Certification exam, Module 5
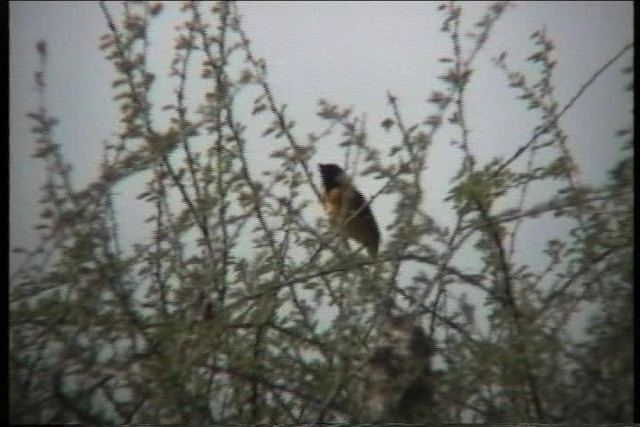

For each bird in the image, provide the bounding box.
[318,163,380,257]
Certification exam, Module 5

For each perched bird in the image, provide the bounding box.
[318,163,380,257]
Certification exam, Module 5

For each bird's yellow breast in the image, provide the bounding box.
[321,186,379,256]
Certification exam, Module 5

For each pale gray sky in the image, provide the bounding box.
[10,1,633,298]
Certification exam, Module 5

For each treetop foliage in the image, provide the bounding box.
[10,1,633,424]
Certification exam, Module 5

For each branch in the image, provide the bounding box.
[496,42,633,176]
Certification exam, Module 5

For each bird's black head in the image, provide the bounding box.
[318,163,345,191]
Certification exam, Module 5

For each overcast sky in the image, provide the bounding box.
[10,0,633,307]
